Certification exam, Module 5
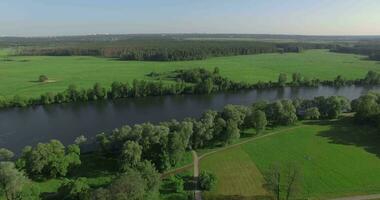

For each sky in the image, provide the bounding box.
[1,0,380,36]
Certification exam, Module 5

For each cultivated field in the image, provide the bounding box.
[0,50,379,98]
[201,119,380,199]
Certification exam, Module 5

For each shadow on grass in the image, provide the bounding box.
[306,118,380,158]
[69,152,118,179]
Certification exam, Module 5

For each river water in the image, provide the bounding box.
[1,85,379,153]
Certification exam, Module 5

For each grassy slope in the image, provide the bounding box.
[0,50,379,98]
[201,120,380,199]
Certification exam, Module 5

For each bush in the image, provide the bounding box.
[57,178,90,200]
[38,75,48,82]
[199,171,217,191]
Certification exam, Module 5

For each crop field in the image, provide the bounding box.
[201,119,380,199]
[0,50,379,98]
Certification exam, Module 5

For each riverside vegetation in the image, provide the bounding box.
[3,90,380,199]
[1,67,380,109]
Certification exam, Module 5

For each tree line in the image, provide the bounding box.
[16,40,331,61]
[1,68,380,109]
[331,43,380,61]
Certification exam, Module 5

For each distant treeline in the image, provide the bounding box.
[16,40,332,61]
[1,68,380,109]
[331,42,380,61]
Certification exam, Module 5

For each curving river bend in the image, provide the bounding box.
[1,85,380,153]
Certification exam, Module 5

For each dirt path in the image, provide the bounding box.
[192,150,202,200]
[330,194,380,200]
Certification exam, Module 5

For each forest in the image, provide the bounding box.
[332,42,380,61]
[12,37,332,61]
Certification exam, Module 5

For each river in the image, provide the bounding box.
[1,85,379,153]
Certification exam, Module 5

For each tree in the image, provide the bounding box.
[291,73,302,85]
[17,140,81,178]
[0,162,27,200]
[264,164,281,200]
[135,161,161,197]
[304,107,320,120]
[74,135,87,145]
[279,100,298,125]
[352,93,380,123]
[222,105,248,127]
[252,110,268,133]
[109,170,147,200]
[223,120,240,144]
[0,149,14,161]
[92,82,107,100]
[198,171,217,191]
[264,163,302,200]
[170,175,184,193]
[278,73,287,87]
[38,75,48,82]
[120,141,142,170]
[57,178,90,200]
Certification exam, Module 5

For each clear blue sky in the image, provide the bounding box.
[1,0,380,36]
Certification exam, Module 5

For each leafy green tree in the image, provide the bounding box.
[66,84,81,102]
[304,107,320,120]
[364,70,380,84]
[57,178,90,200]
[278,73,287,87]
[17,140,81,178]
[222,105,248,127]
[252,110,268,133]
[198,171,217,191]
[291,73,302,85]
[223,120,240,144]
[93,82,107,99]
[280,100,298,125]
[110,81,123,99]
[120,141,142,171]
[0,162,27,200]
[109,170,147,200]
[266,100,297,125]
[0,149,14,161]
[352,93,380,123]
[136,161,161,197]
[170,175,184,193]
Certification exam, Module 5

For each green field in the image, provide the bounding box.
[0,50,379,98]
[201,119,380,199]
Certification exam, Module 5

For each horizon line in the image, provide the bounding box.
[1,33,380,38]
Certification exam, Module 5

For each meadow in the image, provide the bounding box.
[0,49,379,98]
[201,119,380,199]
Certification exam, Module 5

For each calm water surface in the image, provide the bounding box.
[1,85,379,153]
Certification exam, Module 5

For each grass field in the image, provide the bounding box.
[0,50,379,98]
[201,119,380,199]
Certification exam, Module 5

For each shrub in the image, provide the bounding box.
[38,75,48,82]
